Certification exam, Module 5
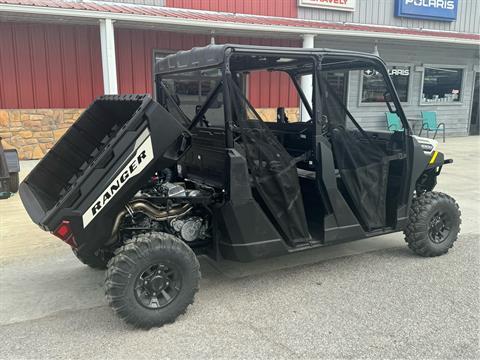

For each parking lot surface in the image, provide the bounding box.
[0,137,479,359]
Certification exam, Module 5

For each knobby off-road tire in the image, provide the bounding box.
[9,172,19,193]
[105,232,200,329]
[72,248,109,270]
[404,191,461,257]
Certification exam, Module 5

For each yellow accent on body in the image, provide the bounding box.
[429,151,439,165]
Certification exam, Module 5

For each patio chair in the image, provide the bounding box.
[386,112,403,131]
[419,111,445,142]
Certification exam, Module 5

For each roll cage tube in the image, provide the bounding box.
[368,60,411,135]
[373,59,412,212]
[188,81,223,131]
[313,55,411,135]
[223,50,234,148]
[223,51,317,125]
[157,72,224,131]
[288,72,314,120]
[157,80,191,127]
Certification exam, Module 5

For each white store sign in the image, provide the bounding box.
[298,0,356,12]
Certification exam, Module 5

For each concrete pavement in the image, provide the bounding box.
[0,136,478,359]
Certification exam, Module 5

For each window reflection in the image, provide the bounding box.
[422,67,463,103]
[362,66,410,103]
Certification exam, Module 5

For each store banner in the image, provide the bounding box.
[298,0,356,12]
[394,0,458,21]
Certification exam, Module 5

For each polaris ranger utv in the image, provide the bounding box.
[19,45,460,328]
[0,137,20,199]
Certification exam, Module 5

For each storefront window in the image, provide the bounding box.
[422,67,463,103]
[361,66,410,103]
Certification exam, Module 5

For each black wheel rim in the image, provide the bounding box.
[134,263,182,309]
[428,210,452,244]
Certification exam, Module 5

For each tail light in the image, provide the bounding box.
[53,220,78,248]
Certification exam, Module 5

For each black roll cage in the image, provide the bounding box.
[155,46,412,140]
[154,45,416,239]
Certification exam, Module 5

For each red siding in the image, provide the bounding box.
[115,29,300,108]
[0,22,103,109]
[115,29,212,95]
[245,37,300,108]
[166,0,297,18]
[0,22,299,109]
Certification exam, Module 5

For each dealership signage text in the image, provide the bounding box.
[394,0,458,21]
[298,0,356,12]
[82,132,154,227]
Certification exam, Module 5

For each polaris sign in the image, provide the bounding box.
[394,0,458,21]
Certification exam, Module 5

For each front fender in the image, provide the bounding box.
[426,150,445,170]
[416,151,450,193]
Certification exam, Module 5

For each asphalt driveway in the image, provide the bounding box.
[0,136,478,359]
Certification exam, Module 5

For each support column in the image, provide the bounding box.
[301,34,315,122]
[99,19,118,95]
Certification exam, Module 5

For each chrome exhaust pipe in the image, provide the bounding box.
[110,199,192,240]
[126,200,192,221]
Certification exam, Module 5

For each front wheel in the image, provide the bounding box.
[404,191,461,257]
[105,232,200,328]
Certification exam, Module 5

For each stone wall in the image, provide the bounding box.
[0,109,83,159]
[256,108,300,122]
[0,107,300,160]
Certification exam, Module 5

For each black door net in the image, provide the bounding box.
[228,77,310,246]
[319,74,390,230]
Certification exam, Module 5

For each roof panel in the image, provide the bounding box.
[154,43,386,75]
[0,0,478,42]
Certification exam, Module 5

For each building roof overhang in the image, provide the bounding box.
[0,0,479,45]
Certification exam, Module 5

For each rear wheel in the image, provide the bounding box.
[105,232,200,328]
[404,191,461,257]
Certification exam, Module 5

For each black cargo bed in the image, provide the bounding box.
[20,95,189,252]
